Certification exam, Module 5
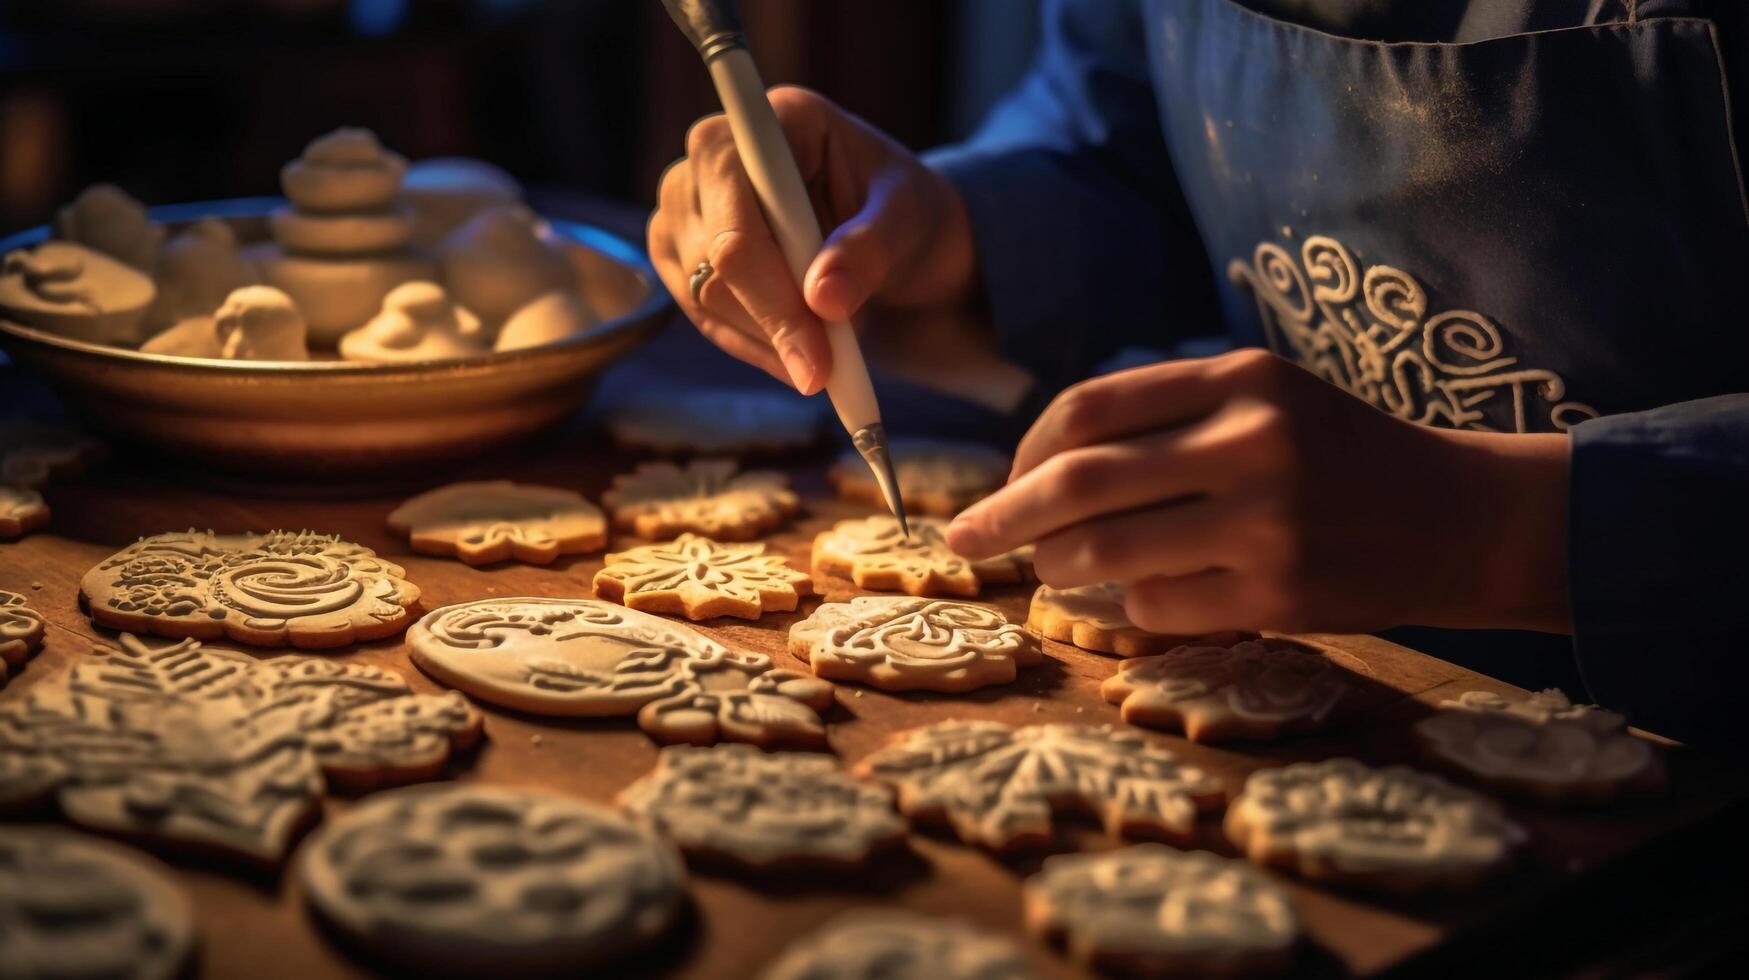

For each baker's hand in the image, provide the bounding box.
[946,349,1573,635]
[649,86,975,394]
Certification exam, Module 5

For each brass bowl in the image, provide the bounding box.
[0,197,669,480]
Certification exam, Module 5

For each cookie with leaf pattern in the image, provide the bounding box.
[593,533,810,620]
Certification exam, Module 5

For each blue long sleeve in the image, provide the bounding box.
[1569,395,1749,749]
[923,0,1217,393]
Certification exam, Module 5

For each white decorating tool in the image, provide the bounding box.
[661,0,909,536]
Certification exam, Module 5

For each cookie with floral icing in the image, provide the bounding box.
[387,481,606,566]
[813,515,1032,597]
[0,590,47,689]
[760,910,1033,980]
[299,784,685,978]
[79,529,422,648]
[1100,638,1352,743]
[828,438,1008,517]
[0,829,196,980]
[618,744,906,872]
[0,484,49,539]
[1412,689,1666,805]
[1225,758,1526,895]
[603,458,798,541]
[593,533,810,620]
[1025,845,1299,979]
[789,596,1042,693]
[854,721,1223,851]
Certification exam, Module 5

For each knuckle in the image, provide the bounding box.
[769,84,830,119]
[684,114,730,158]
[1043,452,1101,501]
[706,229,753,277]
[1050,383,1109,445]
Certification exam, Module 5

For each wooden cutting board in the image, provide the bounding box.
[2,437,1743,979]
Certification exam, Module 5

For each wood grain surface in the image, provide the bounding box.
[1,433,1743,980]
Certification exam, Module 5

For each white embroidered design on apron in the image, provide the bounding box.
[1229,235,1597,433]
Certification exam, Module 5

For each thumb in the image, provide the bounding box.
[803,174,905,323]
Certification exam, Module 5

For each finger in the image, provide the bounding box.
[1125,570,1258,636]
[947,421,1243,560]
[1030,497,1245,589]
[651,214,790,383]
[681,210,772,346]
[690,116,832,395]
[1011,357,1237,480]
[804,172,912,323]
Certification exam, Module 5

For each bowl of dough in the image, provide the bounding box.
[0,128,670,478]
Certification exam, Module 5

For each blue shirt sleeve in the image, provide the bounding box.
[923,0,1216,392]
[1568,395,1749,749]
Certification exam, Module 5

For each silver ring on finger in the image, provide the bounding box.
[689,260,714,305]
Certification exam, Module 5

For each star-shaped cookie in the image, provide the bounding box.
[387,480,606,566]
[812,515,1032,596]
[593,533,810,620]
[603,458,798,540]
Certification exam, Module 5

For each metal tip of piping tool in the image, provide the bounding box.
[851,423,909,539]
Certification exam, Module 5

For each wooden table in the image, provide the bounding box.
[4,426,1747,980]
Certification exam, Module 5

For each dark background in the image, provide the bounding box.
[0,0,1042,231]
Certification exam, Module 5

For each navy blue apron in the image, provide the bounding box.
[1144,0,1749,686]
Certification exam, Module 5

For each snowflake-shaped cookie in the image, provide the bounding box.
[1225,758,1526,895]
[1412,689,1666,805]
[603,458,798,540]
[789,596,1042,693]
[0,633,481,864]
[1100,638,1352,742]
[828,438,1008,517]
[854,721,1224,851]
[813,516,1032,596]
[387,480,606,565]
[408,597,835,748]
[1024,845,1299,979]
[0,484,49,539]
[618,744,905,871]
[761,910,1032,980]
[299,784,686,978]
[0,830,196,980]
[0,590,46,689]
[79,529,423,648]
[593,533,811,620]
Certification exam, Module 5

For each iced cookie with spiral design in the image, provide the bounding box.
[1025,845,1298,979]
[760,910,1034,980]
[299,784,686,978]
[1100,638,1352,743]
[1412,689,1666,806]
[0,829,196,980]
[789,596,1041,693]
[604,458,798,541]
[79,529,422,648]
[618,744,906,873]
[387,480,606,566]
[593,533,810,620]
[1225,758,1526,895]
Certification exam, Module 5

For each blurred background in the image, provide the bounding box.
[0,0,1042,232]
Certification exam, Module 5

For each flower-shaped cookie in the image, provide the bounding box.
[854,721,1223,852]
[1225,758,1526,895]
[1101,638,1352,743]
[593,533,810,620]
[618,744,906,872]
[1025,845,1299,979]
[813,515,1032,596]
[1412,689,1666,805]
[387,481,605,565]
[789,596,1041,693]
[603,459,798,541]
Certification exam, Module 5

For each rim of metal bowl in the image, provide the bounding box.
[0,196,671,374]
